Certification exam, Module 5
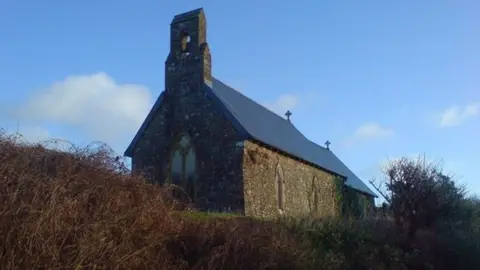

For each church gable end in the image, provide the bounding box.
[126,8,245,213]
[126,8,376,218]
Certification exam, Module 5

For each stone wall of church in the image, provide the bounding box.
[242,140,341,218]
[131,85,246,213]
[130,8,247,213]
[342,187,376,218]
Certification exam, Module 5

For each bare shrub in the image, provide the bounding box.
[0,132,314,269]
[370,156,466,238]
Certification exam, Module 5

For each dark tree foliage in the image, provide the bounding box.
[371,156,466,238]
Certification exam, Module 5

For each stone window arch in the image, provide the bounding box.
[145,165,156,183]
[180,31,191,56]
[310,176,319,213]
[169,133,197,200]
[275,164,285,212]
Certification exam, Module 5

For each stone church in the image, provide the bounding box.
[125,8,376,218]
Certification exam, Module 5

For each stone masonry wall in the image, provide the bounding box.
[242,140,340,219]
[132,86,245,213]
[342,186,376,218]
[129,9,373,218]
[131,10,246,213]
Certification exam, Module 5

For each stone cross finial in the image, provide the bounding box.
[285,110,292,122]
[325,140,331,150]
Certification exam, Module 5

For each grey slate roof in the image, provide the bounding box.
[125,78,377,197]
[208,79,376,197]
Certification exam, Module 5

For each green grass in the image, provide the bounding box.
[177,210,241,220]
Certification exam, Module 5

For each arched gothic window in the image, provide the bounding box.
[311,176,319,213]
[275,164,285,212]
[170,134,197,200]
[180,31,191,56]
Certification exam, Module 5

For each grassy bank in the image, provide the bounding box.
[0,133,479,269]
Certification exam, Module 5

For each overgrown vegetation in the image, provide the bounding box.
[1,131,479,269]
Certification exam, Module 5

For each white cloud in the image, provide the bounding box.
[344,122,393,147]
[439,102,480,127]
[15,72,153,144]
[354,123,393,139]
[263,94,299,116]
[366,154,462,185]
[377,154,463,179]
[361,154,442,180]
[360,154,480,202]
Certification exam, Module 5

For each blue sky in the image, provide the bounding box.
[1,1,479,198]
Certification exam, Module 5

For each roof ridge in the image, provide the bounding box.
[209,78,377,197]
[213,78,303,129]
[307,139,328,151]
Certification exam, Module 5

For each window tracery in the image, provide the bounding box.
[169,134,196,200]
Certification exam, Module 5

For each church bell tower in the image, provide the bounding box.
[165,8,212,93]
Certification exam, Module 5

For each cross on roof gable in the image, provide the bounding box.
[285,110,292,121]
[124,78,377,197]
[207,79,376,197]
